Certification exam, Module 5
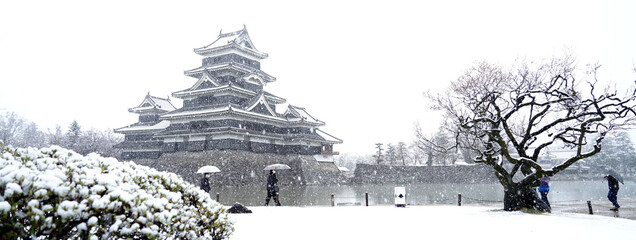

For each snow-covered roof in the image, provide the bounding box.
[129,93,176,114]
[190,71,220,90]
[245,92,277,117]
[114,120,171,133]
[314,154,335,163]
[284,105,325,125]
[193,26,268,59]
[316,129,343,144]
[160,104,325,128]
[184,64,276,83]
[172,84,255,99]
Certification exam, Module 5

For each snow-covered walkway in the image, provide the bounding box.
[550,196,636,220]
[228,205,636,240]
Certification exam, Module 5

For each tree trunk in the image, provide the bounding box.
[503,184,551,212]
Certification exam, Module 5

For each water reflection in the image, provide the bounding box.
[211,181,635,207]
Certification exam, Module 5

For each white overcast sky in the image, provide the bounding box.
[1,0,635,155]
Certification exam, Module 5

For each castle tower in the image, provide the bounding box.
[115,26,341,159]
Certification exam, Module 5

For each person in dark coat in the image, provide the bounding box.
[538,176,551,209]
[604,175,620,211]
[200,173,211,193]
[265,170,280,206]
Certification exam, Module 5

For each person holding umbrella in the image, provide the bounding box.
[201,172,211,193]
[265,170,281,206]
[604,174,621,211]
[197,165,220,195]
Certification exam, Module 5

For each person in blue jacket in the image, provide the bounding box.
[538,176,550,209]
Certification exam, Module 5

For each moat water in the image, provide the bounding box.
[211,180,636,207]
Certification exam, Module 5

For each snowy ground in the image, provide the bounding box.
[228,205,636,240]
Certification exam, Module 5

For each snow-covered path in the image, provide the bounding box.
[229,205,636,240]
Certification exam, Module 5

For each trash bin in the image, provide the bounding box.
[394,187,406,207]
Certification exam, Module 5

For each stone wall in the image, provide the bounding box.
[130,149,345,186]
[352,164,498,184]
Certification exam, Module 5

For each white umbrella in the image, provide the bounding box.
[263,164,291,170]
[607,168,624,184]
[197,165,221,174]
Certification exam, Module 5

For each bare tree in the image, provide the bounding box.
[414,124,435,166]
[428,56,636,212]
[414,124,456,166]
[47,125,63,146]
[407,142,424,166]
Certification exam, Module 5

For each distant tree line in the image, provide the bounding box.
[0,112,122,158]
[583,131,636,175]
[335,126,476,171]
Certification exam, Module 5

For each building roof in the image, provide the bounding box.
[114,120,171,133]
[316,129,343,144]
[284,105,325,125]
[245,91,277,117]
[184,63,276,83]
[193,26,268,59]
[129,93,177,114]
[160,104,325,127]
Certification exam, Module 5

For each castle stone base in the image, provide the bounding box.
[129,149,346,186]
[353,164,498,184]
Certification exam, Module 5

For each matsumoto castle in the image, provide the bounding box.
[115,26,341,160]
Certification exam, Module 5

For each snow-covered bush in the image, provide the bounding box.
[0,144,233,239]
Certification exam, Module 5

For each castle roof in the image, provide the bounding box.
[193,26,268,59]
[114,120,171,134]
[245,91,277,116]
[316,129,343,144]
[184,63,276,83]
[284,105,325,125]
[129,93,176,114]
[160,104,325,127]
[171,83,286,104]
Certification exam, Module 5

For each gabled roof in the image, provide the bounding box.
[263,91,286,104]
[187,71,220,92]
[283,105,325,125]
[193,26,268,59]
[129,93,176,114]
[245,91,277,117]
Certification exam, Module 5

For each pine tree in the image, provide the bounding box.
[374,143,383,165]
[65,120,81,149]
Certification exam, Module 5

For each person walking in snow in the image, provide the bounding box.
[604,175,620,211]
[537,176,550,209]
[200,172,211,193]
[265,170,280,206]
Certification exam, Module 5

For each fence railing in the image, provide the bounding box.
[213,191,614,215]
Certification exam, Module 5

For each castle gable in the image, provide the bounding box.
[245,92,276,117]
